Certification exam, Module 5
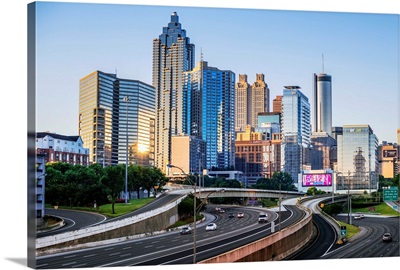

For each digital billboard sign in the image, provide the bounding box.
[302,173,332,187]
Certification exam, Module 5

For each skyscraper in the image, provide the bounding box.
[312,73,332,135]
[184,60,236,169]
[281,86,311,179]
[235,74,250,131]
[337,124,378,191]
[79,70,155,166]
[235,73,270,131]
[152,12,195,172]
[251,74,270,127]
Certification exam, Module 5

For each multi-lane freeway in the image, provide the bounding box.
[36,204,306,268]
[35,194,399,268]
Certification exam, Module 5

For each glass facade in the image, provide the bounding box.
[337,125,378,191]
[79,71,155,166]
[152,12,195,173]
[312,73,332,135]
[184,61,236,169]
[281,87,311,180]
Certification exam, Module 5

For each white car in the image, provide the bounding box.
[237,212,244,218]
[206,223,217,231]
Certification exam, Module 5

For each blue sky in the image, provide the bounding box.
[34,1,399,143]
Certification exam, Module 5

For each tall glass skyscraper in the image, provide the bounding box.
[152,12,195,172]
[235,73,270,131]
[281,86,311,180]
[184,61,236,169]
[312,73,332,135]
[79,70,155,166]
[337,124,378,191]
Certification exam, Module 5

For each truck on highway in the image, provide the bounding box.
[258,213,268,223]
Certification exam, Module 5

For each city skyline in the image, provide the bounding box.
[34,1,399,144]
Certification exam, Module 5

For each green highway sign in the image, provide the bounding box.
[340,226,347,236]
[383,186,398,201]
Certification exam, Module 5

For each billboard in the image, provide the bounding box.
[383,149,397,158]
[302,173,332,187]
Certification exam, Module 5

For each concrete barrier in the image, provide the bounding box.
[36,195,186,252]
[198,204,313,263]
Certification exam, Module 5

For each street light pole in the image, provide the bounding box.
[123,96,130,204]
[166,163,197,264]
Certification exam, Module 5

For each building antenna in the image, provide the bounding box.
[322,53,324,73]
[115,67,118,76]
[200,47,203,62]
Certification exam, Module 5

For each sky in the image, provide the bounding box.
[34,0,399,143]
[0,1,399,270]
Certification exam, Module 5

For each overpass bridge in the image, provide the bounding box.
[164,184,304,204]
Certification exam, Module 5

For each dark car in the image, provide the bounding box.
[382,233,392,242]
[180,226,192,235]
[228,212,235,218]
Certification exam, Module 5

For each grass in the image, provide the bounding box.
[98,197,155,217]
[50,197,155,218]
[350,202,399,216]
[337,220,360,239]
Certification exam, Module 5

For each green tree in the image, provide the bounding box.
[128,165,144,199]
[102,164,125,214]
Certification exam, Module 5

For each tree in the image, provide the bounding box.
[101,164,125,214]
[141,166,168,197]
[252,172,296,191]
[128,165,144,199]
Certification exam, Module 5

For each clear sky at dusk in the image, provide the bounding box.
[34,1,399,143]
[33,1,399,143]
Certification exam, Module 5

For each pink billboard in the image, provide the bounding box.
[302,173,332,187]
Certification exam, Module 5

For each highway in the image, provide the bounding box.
[36,204,304,268]
[322,215,399,259]
[285,197,400,260]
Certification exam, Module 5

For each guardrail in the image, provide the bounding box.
[36,195,187,250]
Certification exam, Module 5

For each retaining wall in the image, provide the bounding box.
[198,204,313,263]
[36,196,185,253]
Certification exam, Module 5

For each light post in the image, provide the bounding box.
[123,96,131,204]
[166,163,197,264]
[347,170,352,225]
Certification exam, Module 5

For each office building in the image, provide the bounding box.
[257,112,280,129]
[79,70,155,166]
[169,135,207,178]
[235,73,270,131]
[183,60,235,169]
[36,154,46,224]
[36,132,89,166]
[235,126,281,186]
[235,74,251,131]
[312,73,332,135]
[378,142,398,179]
[152,12,195,173]
[281,86,311,180]
[310,132,336,170]
[273,95,283,113]
[336,124,378,191]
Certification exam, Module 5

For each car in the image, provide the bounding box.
[237,212,244,218]
[355,212,365,219]
[206,223,217,231]
[258,213,268,223]
[228,212,235,218]
[382,233,392,242]
[180,226,192,235]
[218,208,225,213]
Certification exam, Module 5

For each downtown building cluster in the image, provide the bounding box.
[36,12,400,199]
